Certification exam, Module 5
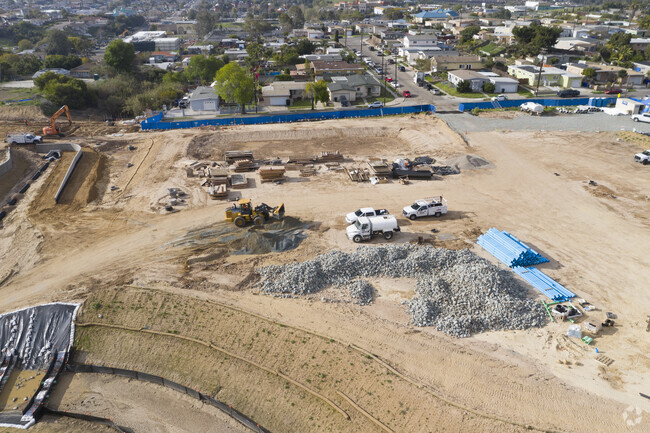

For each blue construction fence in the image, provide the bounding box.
[458,97,617,112]
[140,104,436,130]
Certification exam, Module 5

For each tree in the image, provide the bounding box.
[461,25,481,44]
[45,55,83,70]
[305,80,329,110]
[383,8,404,20]
[246,42,269,67]
[296,39,315,56]
[279,13,294,33]
[482,82,495,93]
[17,39,33,51]
[44,29,72,55]
[288,6,305,30]
[196,11,218,38]
[104,39,135,72]
[414,58,429,71]
[618,69,628,84]
[512,24,562,56]
[638,14,650,30]
[334,29,339,43]
[68,36,94,56]
[186,55,225,83]
[34,71,91,108]
[213,62,255,114]
[582,67,596,83]
[456,80,472,93]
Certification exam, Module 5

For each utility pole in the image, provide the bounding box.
[382,50,386,105]
[535,49,547,97]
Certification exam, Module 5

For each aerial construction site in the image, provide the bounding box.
[0,105,649,433]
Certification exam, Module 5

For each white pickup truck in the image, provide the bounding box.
[345,207,389,224]
[634,149,650,164]
[402,196,448,220]
[346,215,400,243]
[6,133,42,144]
[631,112,650,123]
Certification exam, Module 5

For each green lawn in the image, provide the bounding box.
[366,87,396,104]
[480,43,505,56]
[433,82,485,99]
[517,87,534,97]
[288,99,314,110]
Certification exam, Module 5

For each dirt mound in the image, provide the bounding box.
[445,154,492,171]
[0,106,47,122]
[168,217,309,255]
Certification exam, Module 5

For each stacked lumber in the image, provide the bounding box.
[259,166,286,182]
[300,165,316,177]
[346,167,370,182]
[208,183,228,199]
[230,174,248,189]
[316,151,343,162]
[225,150,253,163]
[208,167,228,184]
[232,159,255,172]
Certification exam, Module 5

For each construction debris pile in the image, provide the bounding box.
[257,245,546,337]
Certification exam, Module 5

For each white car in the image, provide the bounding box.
[402,196,448,220]
[631,112,650,123]
[367,101,384,109]
[492,95,508,101]
[345,208,389,224]
[634,149,650,164]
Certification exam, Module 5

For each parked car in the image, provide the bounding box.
[605,88,623,95]
[634,149,650,164]
[367,101,384,109]
[402,196,448,220]
[388,59,394,64]
[385,76,393,82]
[340,95,350,107]
[403,90,411,98]
[345,208,389,224]
[376,68,383,74]
[557,89,580,98]
[431,88,441,95]
[399,66,406,72]
[491,95,508,101]
[631,112,650,123]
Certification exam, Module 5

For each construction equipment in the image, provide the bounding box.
[43,105,74,137]
[225,199,285,227]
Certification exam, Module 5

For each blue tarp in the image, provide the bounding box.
[141,104,436,130]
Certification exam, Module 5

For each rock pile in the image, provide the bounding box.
[257,245,546,337]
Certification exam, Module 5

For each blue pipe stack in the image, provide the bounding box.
[477,228,575,301]
[477,228,549,267]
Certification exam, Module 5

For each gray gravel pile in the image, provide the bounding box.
[256,244,546,337]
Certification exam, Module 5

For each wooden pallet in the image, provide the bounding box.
[596,354,614,367]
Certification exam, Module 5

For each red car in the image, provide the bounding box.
[604,88,622,94]
[385,76,393,82]
[403,90,411,98]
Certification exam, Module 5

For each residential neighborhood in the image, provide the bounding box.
[1,0,650,118]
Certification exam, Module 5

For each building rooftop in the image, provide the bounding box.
[448,70,487,80]
[311,61,364,71]
[190,86,219,101]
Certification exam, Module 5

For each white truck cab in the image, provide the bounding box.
[631,112,650,123]
[634,149,650,164]
[345,207,389,224]
[346,215,400,243]
[402,196,448,220]
[6,133,42,145]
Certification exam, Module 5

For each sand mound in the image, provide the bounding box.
[445,154,492,171]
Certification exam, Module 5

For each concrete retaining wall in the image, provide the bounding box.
[0,148,12,177]
[34,143,83,203]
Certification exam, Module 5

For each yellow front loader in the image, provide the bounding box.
[224,199,285,227]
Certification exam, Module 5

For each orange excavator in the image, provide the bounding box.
[43,105,77,137]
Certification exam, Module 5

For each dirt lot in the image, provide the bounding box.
[0,114,648,432]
